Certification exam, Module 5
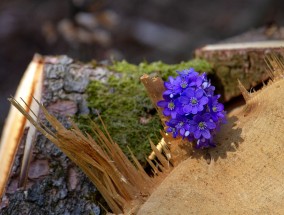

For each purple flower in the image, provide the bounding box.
[189,113,216,139]
[175,117,190,137]
[179,88,208,114]
[177,68,196,77]
[201,73,215,96]
[208,95,225,122]
[201,73,210,89]
[157,67,226,149]
[179,69,203,88]
[157,99,179,119]
[174,75,190,94]
[163,76,179,98]
[165,115,191,138]
[188,73,202,88]
[196,137,216,148]
[165,120,179,138]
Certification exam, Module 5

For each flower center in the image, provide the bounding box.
[212,106,217,112]
[198,122,206,130]
[180,81,188,88]
[168,101,175,110]
[190,97,198,105]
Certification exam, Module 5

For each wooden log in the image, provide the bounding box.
[2,47,284,213]
[0,54,43,199]
[0,56,105,213]
[137,56,284,214]
[1,55,176,213]
[195,25,284,101]
[195,40,284,101]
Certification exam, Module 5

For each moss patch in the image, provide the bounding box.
[75,59,212,165]
[109,59,212,79]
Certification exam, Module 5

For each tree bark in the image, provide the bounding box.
[0,56,103,215]
[194,25,284,101]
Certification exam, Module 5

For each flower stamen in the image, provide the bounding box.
[168,101,175,110]
[198,122,206,130]
[190,97,198,105]
[181,81,188,89]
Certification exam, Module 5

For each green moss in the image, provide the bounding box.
[75,59,212,165]
[109,58,212,79]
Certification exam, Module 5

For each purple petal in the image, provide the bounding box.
[164,90,173,96]
[175,76,181,83]
[218,112,225,119]
[194,130,201,139]
[206,121,216,129]
[183,105,192,113]
[163,108,171,116]
[193,114,203,123]
[217,103,224,111]
[177,107,185,115]
[189,71,198,77]
[179,96,189,104]
[189,120,196,126]
[171,111,177,119]
[166,127,173,133]
[195,77,202,87]
[157,100,168,107]
[164,82,172,89]
[203,113,211,121]
[191,106,198,114]
[185,88,194,97]
[201,129,211,139]
[169,76,175,84]
[197,104,204,112]
[189,124,196,132]
[195,89,204,99]
[199,97,209,105]
[184,124,190,130]
[211,114,219,122]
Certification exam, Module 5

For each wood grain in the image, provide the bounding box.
[0,55,43,199]
[138,74,284,214]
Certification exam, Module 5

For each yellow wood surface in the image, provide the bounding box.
[0,55,43,198]
[138,78,284,214]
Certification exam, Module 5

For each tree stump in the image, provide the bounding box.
[138,62,284,214]
[0,55,104,214]
[195,25,284,101]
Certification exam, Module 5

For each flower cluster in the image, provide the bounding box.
[157,68,226,148]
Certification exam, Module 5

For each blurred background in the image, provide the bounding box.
[0,0,284,134]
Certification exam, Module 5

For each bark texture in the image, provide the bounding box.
[195,26,284,101]
[1,56,104,215]
[195,43,284,101]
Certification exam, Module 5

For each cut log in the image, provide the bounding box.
[138,57,284,214]
[0,54,43,198]
[2,49,284,214]
[194,25,284,101]
[0,56,105,213]
[195,40,284,101]
[195,24,284,101]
